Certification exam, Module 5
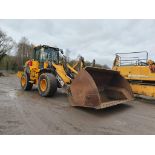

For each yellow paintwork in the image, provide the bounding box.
[67,64,78,75]
[17,59,72,86]
[72,61,79,69]
[40,79,47,92]
[29,61,40,84]
[21,75,26,87]
[44,61,49,69]
[52,63,71,84]
[113,65,155,81]
[131,84,155,97]
[113,65,155,97]
[17,60,40,84]
[72,57,85,70]
[17,71,24,79]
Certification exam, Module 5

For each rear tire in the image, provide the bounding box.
[21,73,33,90]
[38,73,57,97]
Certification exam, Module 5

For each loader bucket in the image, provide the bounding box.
[69,67,134,109]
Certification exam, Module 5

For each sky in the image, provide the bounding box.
[0,19,155,67]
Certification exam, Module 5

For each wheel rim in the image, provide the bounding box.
[40,79,47,92]
[21,76,26,87]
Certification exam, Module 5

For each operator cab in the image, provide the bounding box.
[33,45,60,64]
[32,45,74,79]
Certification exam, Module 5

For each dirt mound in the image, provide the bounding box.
[0,72,4,77]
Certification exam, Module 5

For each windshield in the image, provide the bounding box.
[40,47,59,64]
[40,48,47,62]
[33,46,59,64]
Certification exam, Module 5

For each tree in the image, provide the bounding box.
[103,64,110,69]
[0,29,14,61]
[64,48,71,62]
[16,37,34,67]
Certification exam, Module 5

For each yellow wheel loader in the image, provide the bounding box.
[17,45,133,109]
[113,51,155,98]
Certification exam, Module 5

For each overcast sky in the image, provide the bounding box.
[0,19,155,66]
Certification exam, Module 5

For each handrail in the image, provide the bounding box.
[115,51,148,61]
[115,51,149,66]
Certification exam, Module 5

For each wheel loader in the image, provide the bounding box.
[113,51,155,98]
[17,45,133,109]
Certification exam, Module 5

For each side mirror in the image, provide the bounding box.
[60,49,64,54]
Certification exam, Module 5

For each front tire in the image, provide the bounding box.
[38,73,57,97]
[21,73,33,90]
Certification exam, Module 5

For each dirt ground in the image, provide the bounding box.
[0,74,155,135]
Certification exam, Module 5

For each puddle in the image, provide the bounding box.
[115,120,127,126]
[7,90,18,99]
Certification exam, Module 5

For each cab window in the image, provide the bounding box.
[40,48,48,62]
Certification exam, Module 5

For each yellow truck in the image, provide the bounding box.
[113,51,155,97]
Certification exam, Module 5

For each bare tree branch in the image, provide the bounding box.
[0,29,14,60]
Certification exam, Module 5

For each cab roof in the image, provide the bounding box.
[34,45,59,51]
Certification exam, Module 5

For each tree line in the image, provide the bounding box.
[0,29,109,72]
[0,29,36,71]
